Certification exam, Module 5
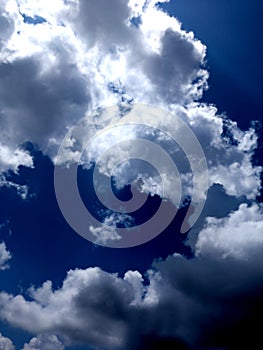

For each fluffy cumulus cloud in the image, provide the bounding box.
[0,268,135,349]
[0,0,262,349]
[0,333,14,350]
[0,0,208,160]
[2,214,263,350]
[196,203,263,260]
[0,0,260,205]
[0,144,33,173]
[22,334,64,350]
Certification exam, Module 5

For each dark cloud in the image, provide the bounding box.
[136,336,191,350]
[1,240,263,350]
[0,50,90,149]
[152,250,263,349]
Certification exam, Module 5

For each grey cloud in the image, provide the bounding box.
[0,268,134,349]
[0,0,210,175]
[0,1,15,51]
[153,252,263,349]
[144,29,206,104]
[1,233,263,350]
[61,0,208,106]
[0,13,14,51]
[0,47,90,152]
[63,0,133,49]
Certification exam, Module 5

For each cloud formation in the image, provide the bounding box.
[22,334,64,350]
[0,0,207,163]
[1,209,263,350]
[0,0,260,208]
[0,0,262,349]
[0,333,14,350]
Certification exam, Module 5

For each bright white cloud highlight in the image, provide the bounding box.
[196,203,263,260]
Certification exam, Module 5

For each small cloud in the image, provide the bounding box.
[90,212,134,246]
[0,242,11,270]
[22,334,64,350]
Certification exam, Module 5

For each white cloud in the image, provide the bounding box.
[0,0,260,210]
[0,267,135,349]
[123,270,144,305]
[0,2,15,52]
[0,175,29,199]
[87,102,261,203]
[196,203,263,260]
[0,242,11,270]
[0,333,14,350]
[22,334,64,350]
[209,159,261,199]
[0,0,209,173]
[89,215,122,246]
[0,144,33,174]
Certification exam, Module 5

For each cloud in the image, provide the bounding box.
[0,203,263,349]
[196,203,263,260]
[0,2,15,52]
[62,0,133,49]
[1,212,263,350]
[0,176,29,199]
[0,241,11,270]
[0,144,33,173]
[0,0,260,209]
[0,268,135,349]
[89,212,134,245]
[0,0,262,349]
[0,333,14,350]
[0,0,209,174]
[22,334,64,350]
[142,28,207,104]
[81,103,261,208]
[61,0,208,104]
[0,49,90,155]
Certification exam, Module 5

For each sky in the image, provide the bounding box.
[0,0,262,349]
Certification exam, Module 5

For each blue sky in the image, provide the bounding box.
[0,1,262,349]
[162,0,263,128]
